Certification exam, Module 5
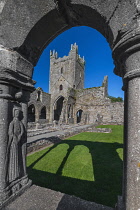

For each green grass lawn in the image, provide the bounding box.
[27,125,123,208]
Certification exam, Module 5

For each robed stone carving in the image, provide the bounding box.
[8,107,25,183]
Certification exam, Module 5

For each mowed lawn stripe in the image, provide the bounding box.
[27,125,123,208]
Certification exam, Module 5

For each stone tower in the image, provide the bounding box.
[49,43,85,122]
[49,43,85,95]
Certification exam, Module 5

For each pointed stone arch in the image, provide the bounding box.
[53,96,65,121]
[39,106,46,120]
[76,109,83,123]
[28,104,36,122]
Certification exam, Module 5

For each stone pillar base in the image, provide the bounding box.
[0,176,32,209]
[115,196,124,210]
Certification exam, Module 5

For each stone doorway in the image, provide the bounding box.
[76,110,83,123]
[28,104,36,122]
[54,96,64,121]
[39,106,46,120]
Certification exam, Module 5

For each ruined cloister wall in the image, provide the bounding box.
[28,89,51,123]
[75,88,124,124]
[75,58,85,89]
[76,86,106,99]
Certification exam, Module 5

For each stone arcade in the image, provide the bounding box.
[28,43,124,127]
[1,1,140,209]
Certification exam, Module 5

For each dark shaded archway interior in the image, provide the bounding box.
[54,97,64,121]
[40,107,46,119]
[37,91,41,101]
[28,104,35,122]
[77,110,83,123]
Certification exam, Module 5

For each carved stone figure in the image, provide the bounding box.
[8,107,24,182]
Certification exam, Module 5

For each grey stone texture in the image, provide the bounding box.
[0,46,33,208]
[1,1,140,209]
[74,84,124,125]
[49,43,85,123]
[5,185,113,210]
[28,87,51,124]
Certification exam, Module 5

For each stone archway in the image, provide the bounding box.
[1,1,140,209]
[28,104,36,122]
[53,96,64,121]
[76,109,83,123]
[39,106,46,120]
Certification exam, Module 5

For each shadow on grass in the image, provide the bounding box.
[27,139,123,208]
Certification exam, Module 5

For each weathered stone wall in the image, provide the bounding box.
[28,87,51,123]
[49,54,74,95]
[49,44,85,96]
[76,86,105,99]
[49,44,85,122]
[75,57,85,89]
[74,84,124,124]
[109,102,124,124]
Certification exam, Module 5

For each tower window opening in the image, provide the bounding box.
[37,91,41,101]
[61,67,63,74]
[60,85,63,91]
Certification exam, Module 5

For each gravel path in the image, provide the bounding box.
[27,124,92,143]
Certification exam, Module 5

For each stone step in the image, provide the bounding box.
[4,185,114,210]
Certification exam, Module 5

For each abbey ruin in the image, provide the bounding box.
[28,44,124,127]
[1,0,140,209]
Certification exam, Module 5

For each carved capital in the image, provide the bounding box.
[113,29,140,78]
[0,46,35,93]
[123,68,140,80]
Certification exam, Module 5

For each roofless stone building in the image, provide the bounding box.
[0,1,140,209]
[28,44,123,127]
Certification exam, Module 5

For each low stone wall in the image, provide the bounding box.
[27,125,95,154]
[27,128,56,137]
[27,125,113,154]
[87,127,112,133]
[27,136,61,154]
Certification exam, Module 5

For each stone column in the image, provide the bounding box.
[49,100,55,123]
[35,107,40,123]
[0,46,34,207]
[46,107,50,123]
[122,51,140,210]
[113,33,140,209]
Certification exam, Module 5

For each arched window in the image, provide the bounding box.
[37,91,41,101]
[61,67,63,74]
[76,109,83,123]
[54,96,64,121]
[28,104,35,122]
[40,107,46,119]
[60,84,63,91]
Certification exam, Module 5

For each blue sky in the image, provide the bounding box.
[33,26,124,98]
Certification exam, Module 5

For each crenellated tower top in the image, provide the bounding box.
[49,44,85,95]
